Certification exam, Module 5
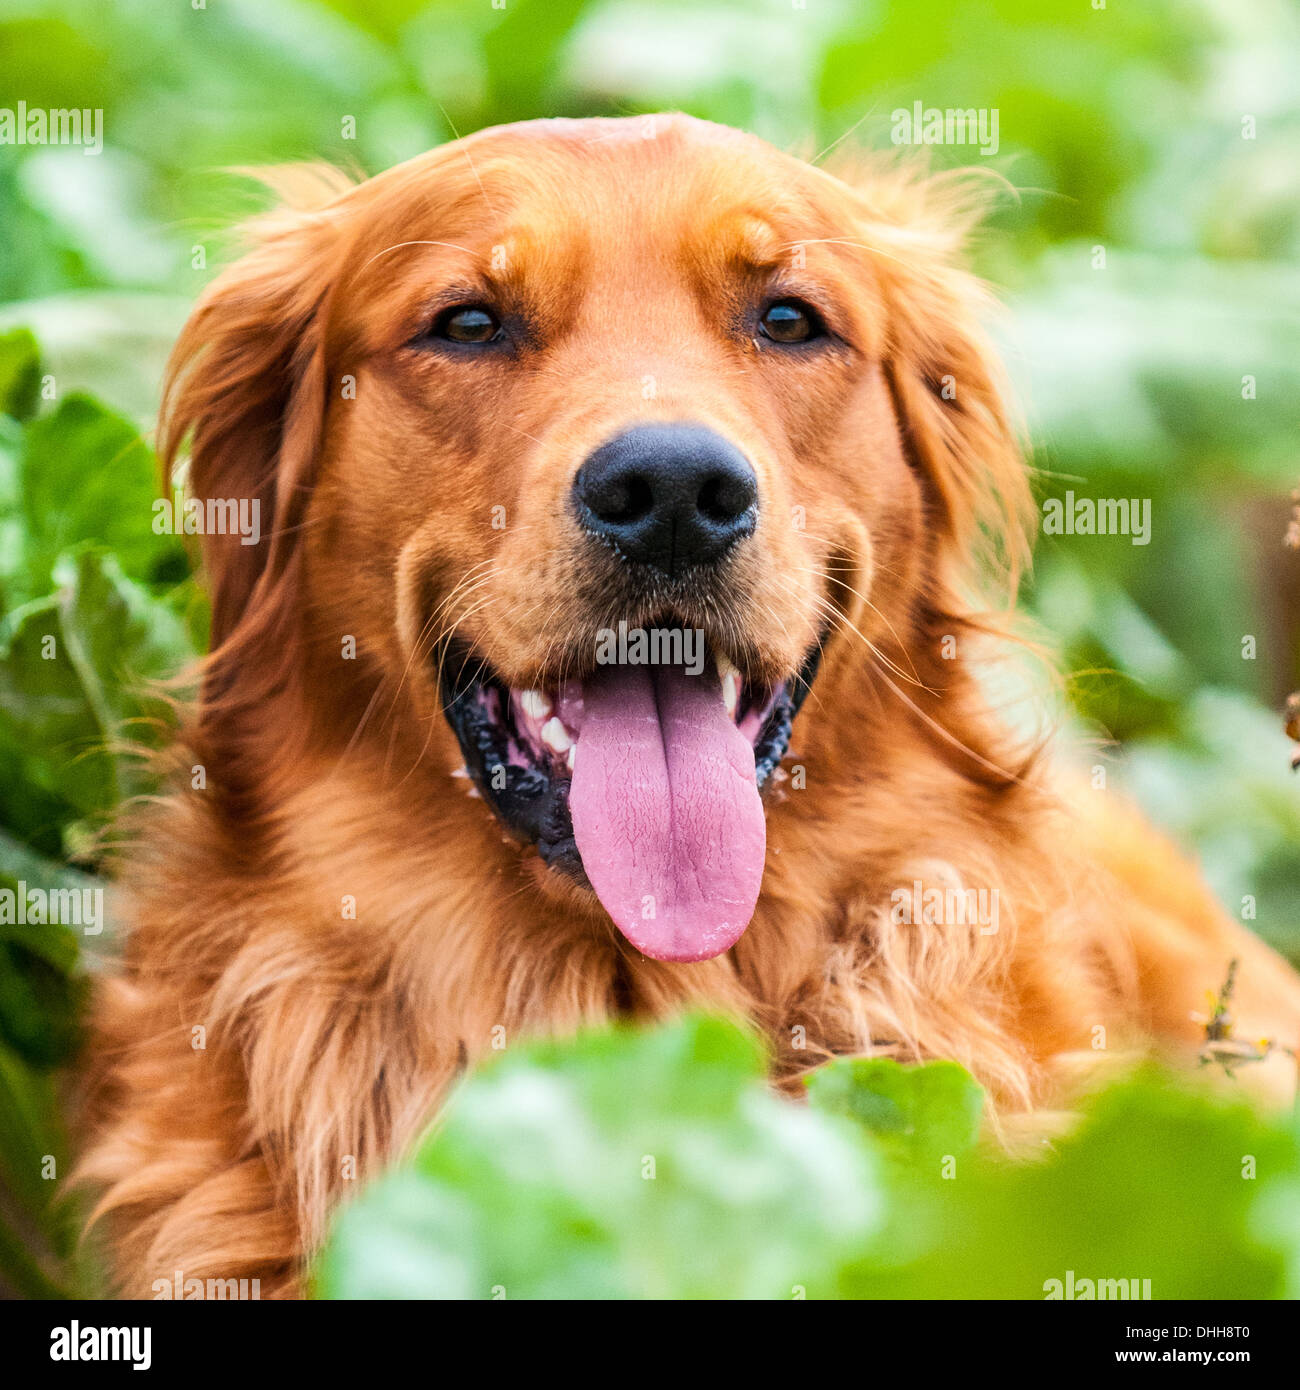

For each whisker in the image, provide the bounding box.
[790,564,926,688]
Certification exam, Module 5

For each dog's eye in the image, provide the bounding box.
[759,299,823,344]
[433,305,502,344]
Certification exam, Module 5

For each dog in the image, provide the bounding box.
[80,114,1300,1298]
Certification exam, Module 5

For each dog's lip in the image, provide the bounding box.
[436,627,825,882]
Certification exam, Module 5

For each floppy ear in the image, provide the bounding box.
[851,166,1033,603]
[159,166,354,709]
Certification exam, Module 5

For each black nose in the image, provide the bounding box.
[574,424,758,576]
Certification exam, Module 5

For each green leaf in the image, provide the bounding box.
[0,1032,88,1298]
[0,940,86,1069]
[0,546,191,827]
[53,546,190,737]
[0,328,41,423]
[0,827,91,975]
[806,1057,985,1165]
[0,590,114,818]
[314,1015,883,1299]
[0,1211,71,1301]
[315,1018,1300,1301]
[0,412,24,613]
[17,393,182,602]
[840,1070,1297,1300]
[0,813,100,1074]
[482,0,594,122]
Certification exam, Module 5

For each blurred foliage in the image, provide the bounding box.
[0,328,196,1296]
[0,0,1297,1299]
[318,1014,1300,1300]
[320,1016,882,1299]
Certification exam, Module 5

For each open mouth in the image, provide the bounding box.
[439,626,822,963]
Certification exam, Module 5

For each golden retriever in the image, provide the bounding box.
[80,114,1300,1298]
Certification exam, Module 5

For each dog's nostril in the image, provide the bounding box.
[698,471,756,524]
[591,473,655,526]
[574,424,759,577]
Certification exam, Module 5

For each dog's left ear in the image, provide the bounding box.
[853,168,1034,596]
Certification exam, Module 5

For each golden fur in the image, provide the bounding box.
[79,116,1300,1298]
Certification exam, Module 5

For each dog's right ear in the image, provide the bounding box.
[159,167,354,707]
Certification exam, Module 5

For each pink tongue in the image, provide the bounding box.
[569,662,766,962]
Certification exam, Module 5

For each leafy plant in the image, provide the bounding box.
[316,1013,1300,1300]
[317,1015,882,1300]
[0,327,200,1298]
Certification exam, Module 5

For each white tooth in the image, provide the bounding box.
[715,648,741,681]
[541,717,572,754]
[722,671,740,719]
[566,745,576,772]
[518,689,552,721]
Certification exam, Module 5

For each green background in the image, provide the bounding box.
[1,0,1298,1299]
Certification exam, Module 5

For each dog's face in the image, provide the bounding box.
[166,115,1025,964]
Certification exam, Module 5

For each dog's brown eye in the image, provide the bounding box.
[760,299,822,344]
[434,306,502,344]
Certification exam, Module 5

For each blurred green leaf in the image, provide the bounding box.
[807,1057,985,1165]
[17,394,180,603]
[0,828,96,1071]
[841,1070,1297,1299]
[0,546,189,825]
[0,1034,80,1293]
[0,328,41,422]
[482,0,594,121]
[315,1015,882,1299]
[0,940,86,1070]
[315,1016,1300,1300]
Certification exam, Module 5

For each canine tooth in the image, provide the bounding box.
[541,717,572,754]
[566,745,576,772]
[715,648,741,682]
[518,689,552,721]
[722,671,740,719]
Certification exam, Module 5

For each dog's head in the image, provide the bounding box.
[163,114,1028,963]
